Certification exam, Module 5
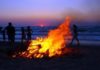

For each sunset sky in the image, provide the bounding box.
[0,0,100,26]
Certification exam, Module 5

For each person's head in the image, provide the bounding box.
[8,22,12,26]
[27,26,30,29]
[73,24,77,28]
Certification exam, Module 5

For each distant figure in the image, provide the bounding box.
[21,27,26,42]
[2,29,6,42]
[0,27,2,41]
[70,24,80,46]
[5,22,15,45]
[27,26,32,41]
[0,27,2,31]
[0,27,6,42]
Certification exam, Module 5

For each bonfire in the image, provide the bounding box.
[13,16,72,59]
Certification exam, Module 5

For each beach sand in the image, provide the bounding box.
[0,41,100,70]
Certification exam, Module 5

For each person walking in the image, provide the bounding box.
[70,24,80,46]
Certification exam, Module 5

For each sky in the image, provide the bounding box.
[0,0,100,26]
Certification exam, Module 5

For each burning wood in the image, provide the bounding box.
[13,16,72,59]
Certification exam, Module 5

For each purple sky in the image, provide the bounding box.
[0,0,100,26]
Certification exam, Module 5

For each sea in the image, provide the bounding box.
[0,26,100,45]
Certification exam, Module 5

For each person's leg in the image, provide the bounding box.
[8,35,11,43]
[70,37,74,45]
[7,35,13,54]
[76,37,80,46]
[29,35,31,40]
[10,36,15,47]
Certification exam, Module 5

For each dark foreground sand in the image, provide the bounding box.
[0,42,100,70]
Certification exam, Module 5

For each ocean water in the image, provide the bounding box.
[0,26,100,45]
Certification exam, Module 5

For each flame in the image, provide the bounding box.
[19,16,72,58]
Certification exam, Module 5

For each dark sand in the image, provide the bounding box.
[0,41,100,70]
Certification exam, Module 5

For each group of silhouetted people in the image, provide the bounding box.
[21,26,32,43]
[0,22,80,47]
[0,22,32,47]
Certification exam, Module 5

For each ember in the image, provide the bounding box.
[14,16,72,59]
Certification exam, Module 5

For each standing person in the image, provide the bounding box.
[70,24,80,46]
[2,29,6,42]
[21,27,26,43]
[20,27,26,51]
[0,27,2,42]
[27,26,32,41]
[0,27,2,32]
[0,27,2,34]
[0,27,6,42]
[5,22,15,46]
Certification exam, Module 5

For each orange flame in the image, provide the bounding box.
[19,16,72,58]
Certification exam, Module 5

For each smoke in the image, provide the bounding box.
[60,0,100,22]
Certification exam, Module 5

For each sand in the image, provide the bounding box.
[0,41,100,70]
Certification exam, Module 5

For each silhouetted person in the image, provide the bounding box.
[0,27,2,31]
[21,27,26,42]
[2,29,6,42]
[0,27,2,35]
[70,24,80,46]
[5,22,15,46]
[27,26,32,41]
[0,27,2,42]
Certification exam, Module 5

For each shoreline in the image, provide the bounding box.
[0,41,100,52]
